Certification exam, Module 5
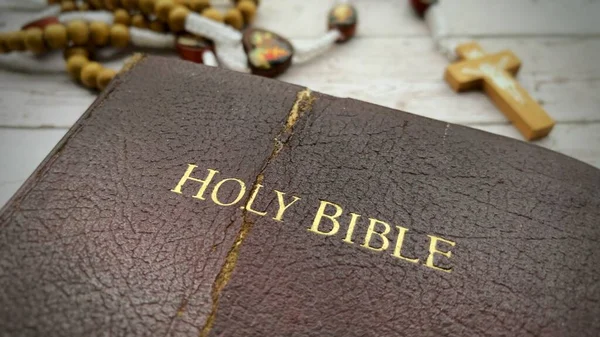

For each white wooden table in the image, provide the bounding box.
[1,0,599,207]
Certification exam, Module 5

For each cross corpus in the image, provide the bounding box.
[445,42,555,141]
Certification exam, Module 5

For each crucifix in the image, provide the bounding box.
[445,42,555,140]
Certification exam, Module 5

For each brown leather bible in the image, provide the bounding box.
[1,56,599,337]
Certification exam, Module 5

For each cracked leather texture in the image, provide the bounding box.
[1,56,599,336]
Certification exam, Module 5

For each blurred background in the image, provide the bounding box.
[1,0,599,207]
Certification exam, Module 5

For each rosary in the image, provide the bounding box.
[0,0,358,90]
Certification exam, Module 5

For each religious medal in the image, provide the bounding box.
[243,28,294,77]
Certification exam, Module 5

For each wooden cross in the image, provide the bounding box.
[445,42,555,140]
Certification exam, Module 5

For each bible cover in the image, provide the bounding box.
[1,56,599,337]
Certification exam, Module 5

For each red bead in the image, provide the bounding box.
[328,4,357,43]
[21,16,60,30]
[410,0,436,17]
[176,35,214,64]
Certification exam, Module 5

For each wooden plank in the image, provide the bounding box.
[0,71,95,127]
[0,127,67,208]
[428,0,600,37]
[1,37,598,127]
[3,0,599,39]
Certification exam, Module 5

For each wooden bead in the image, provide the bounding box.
[89,21,110,46]
[110,24,130,48]
[189,0,209,13]
[168,5,190,33]
[66,54,89,80]
[149,20,167,32]
[114,9,131,26]
[121,0,139,10]
[155,0,175,22]
[24,28,46,54]
[97,68,117,90]
[139,0,156,15]
[237,0,257,24]
[64,47,90,60]
[224,8,244,30]
[202,8,224,22]
[43,24,68,49]
[6,31,26,51]
[81,62,103,88]
[61,1,77,12]
[66,20,89,46]
[131,14,149,29]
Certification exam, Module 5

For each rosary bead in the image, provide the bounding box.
[139,0,157,15]
[202,8,224,22]
[97,68,117,90]
[81,62,103,88]
[121,0,139,10]
[168,6,190,33]
[328,4,358,42]
[224,8,244,30]
[189,0,209,13]
[237,0,257,24]
[6,31,26,51]
[43,24,68,49]
[114,9,131,26]
[61,1,77,12]
[110,24,130,48]
[64,46,90,60]
[89,21,111,46]
[66,20,90,46]
[155,0,175,22]
[149,20,167,32]
[66,54,89,80]
[131,14,149,29]
[24,28,46,54]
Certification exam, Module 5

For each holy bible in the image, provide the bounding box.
[0,56,599,337]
